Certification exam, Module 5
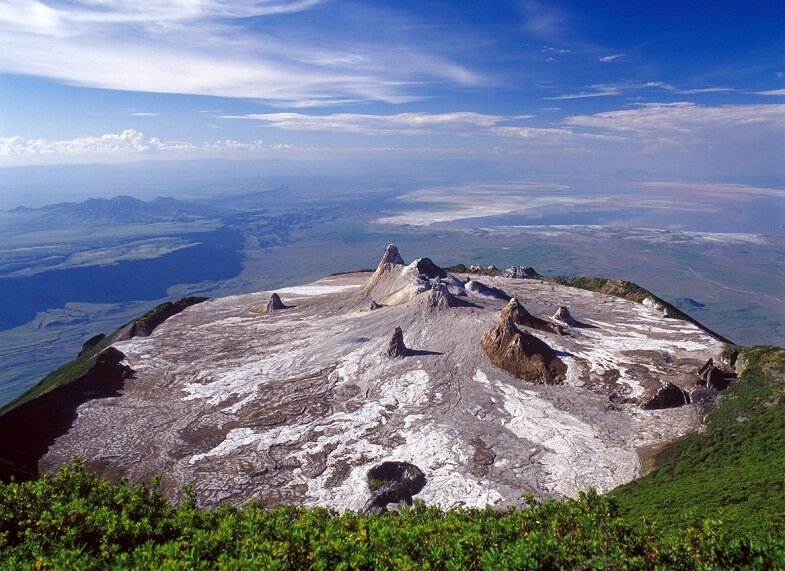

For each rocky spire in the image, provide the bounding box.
[552,306,579,327]
[386,327,408,358]
[424,283,454,308]
[265,293,289,313]
[500,297,530,323]
[378,244,405,268]
[501,298,563,335]
[480,316,566,384]
[364,244,408,295]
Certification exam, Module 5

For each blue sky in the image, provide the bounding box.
[0,0,783,179]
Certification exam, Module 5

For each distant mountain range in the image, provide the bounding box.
[11,195,211,224]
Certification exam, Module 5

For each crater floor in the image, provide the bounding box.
[40,252,723,509]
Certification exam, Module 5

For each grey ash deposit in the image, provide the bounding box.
[37,245,724,509]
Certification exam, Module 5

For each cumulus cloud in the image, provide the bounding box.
[0,129,290,158]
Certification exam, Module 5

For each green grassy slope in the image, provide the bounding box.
[0,297,207,416]
[0,335,114,416]
[0,464,782,569]
[611,345,785,541]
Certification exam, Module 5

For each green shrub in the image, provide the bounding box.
[612,346,785,542]
[1,463,782,569]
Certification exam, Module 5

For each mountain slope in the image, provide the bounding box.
[610,345,785,541]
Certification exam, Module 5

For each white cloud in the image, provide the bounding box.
[129,112,160,117]
[520,1,567,38]
[755,89,785,96]
[564,102,785,151]
[599,54,625,62]
[0,129,290,159]
[643,81,733,94]
[542,46,571,54]
[0,0,480,105]
[544,85,620,100]
[222,112,534,135]
[546,81,733,100]
[566,102,785,132]
[0,0,323,33]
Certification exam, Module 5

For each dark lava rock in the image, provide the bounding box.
[78,333,106,356]
[721,349,740,368]
[127,296,209,338]
[643,382,691,410]
[369,301,383,311]
[481,316,566,384]
[0,347,134,480]
[386,327,408,358]
[414,257,448,280]
[501,298,563,335]
[265,293,290,313]
[503,265,540,279]
[362,461,427,514]
[465,279,512,301]
[691,387,718,416]
[697,358,736,391]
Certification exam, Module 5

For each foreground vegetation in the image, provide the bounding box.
[611,345,785,541]
[1,463,782,570]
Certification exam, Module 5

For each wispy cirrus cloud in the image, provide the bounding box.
[0,0,481,106]
[221,110,627,144]
[0,0,322,35]
[221,112,534,135]
[520,1,568,38]
[566,102,785,132]
[543,84,621,100]
[565,102,785,152]
[643,81,733,94]
[545,81,733,100]
[598,54,625,63]
[755,89,785,96]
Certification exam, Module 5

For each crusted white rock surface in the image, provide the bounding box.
[40,251,722,510]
